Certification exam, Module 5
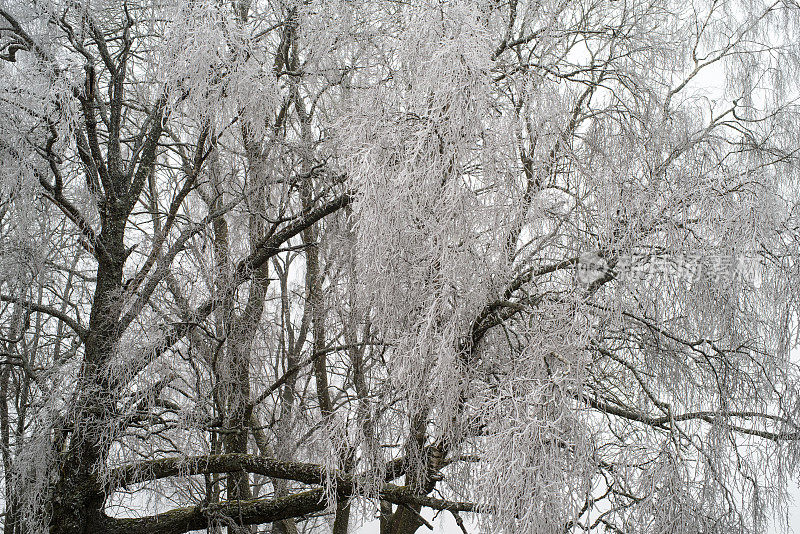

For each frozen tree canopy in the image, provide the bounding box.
[0,0,800,533]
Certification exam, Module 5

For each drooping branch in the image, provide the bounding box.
[0,294,87,341]
[38,180,110,263]
[0,8,51,63]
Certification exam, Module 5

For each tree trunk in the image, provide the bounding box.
[51,213,126,534]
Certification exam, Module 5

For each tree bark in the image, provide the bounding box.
[51,208,127,534]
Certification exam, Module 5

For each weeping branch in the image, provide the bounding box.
[0,294,87,341]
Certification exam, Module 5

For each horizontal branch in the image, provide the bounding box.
[102,488,327,534]
[584,393,800,441]
[103,480,479,534]
[111,447,427,492]
[110,453,332,490]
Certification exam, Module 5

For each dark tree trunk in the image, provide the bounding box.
[51,212,126,534]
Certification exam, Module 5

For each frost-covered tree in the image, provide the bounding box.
[1,1,800,533]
